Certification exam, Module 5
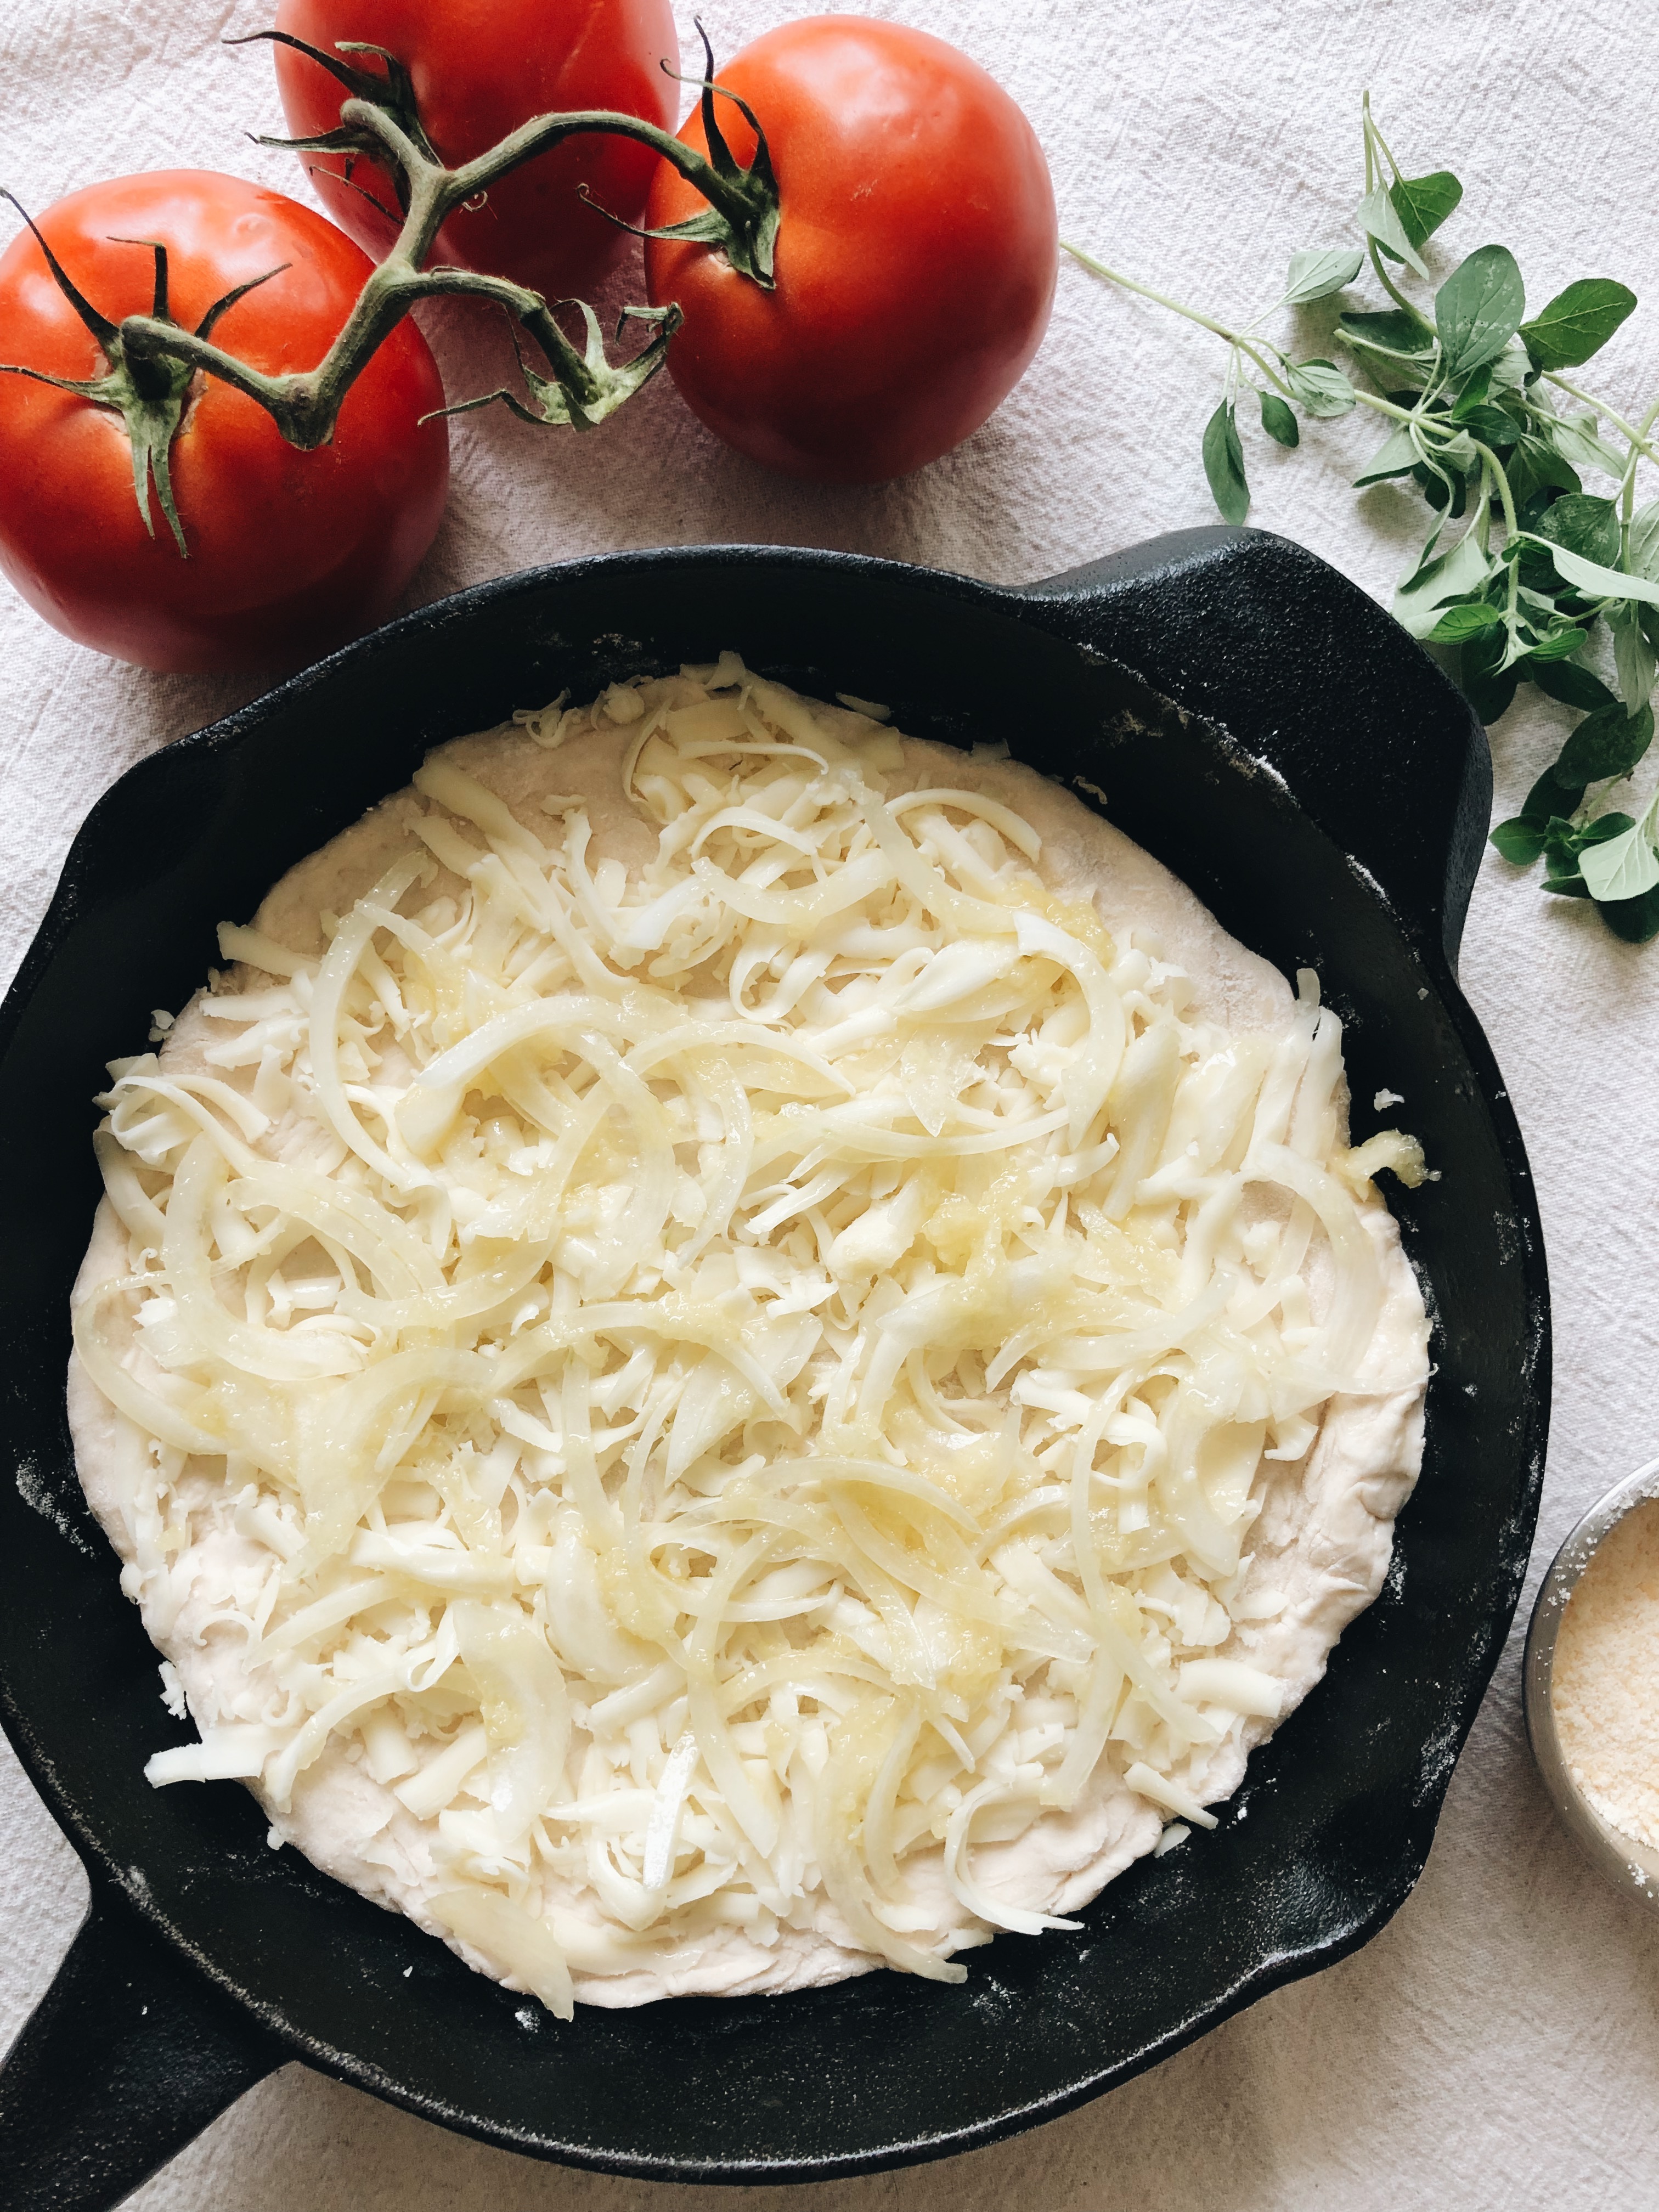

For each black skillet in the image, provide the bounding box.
[0,527,1549,2209]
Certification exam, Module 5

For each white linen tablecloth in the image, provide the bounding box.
[3,1,1657,2203]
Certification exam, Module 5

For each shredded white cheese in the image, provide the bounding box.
[70,656,1429,2014]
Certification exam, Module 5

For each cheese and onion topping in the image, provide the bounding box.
[74,657,1426,2012]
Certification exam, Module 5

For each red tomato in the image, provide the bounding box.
[642,17,1058,484]
[274,0,679,303]
[0,172,448,674]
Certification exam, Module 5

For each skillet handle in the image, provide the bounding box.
[0,1876,280,2211]
[1015,525,1492,968]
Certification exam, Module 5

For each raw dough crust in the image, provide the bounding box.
[68,697,1430,2007]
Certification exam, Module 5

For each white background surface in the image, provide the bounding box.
[3,1,1658,2204]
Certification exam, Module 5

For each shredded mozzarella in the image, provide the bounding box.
[75,656,1426,2012]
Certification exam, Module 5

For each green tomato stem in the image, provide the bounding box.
[123,253,619,448]
[46,37,779,511]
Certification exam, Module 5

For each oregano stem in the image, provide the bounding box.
[1361,95,1403,187]
[1357,387,1436,426]
[1060,246,1239,346]
[1617,394,1659,541]
[1062,246,1297,404]
[1470,440,1519,539]
[1361,92,1379,194]
[1365,238,1426,324]
[1063,243,1461,434]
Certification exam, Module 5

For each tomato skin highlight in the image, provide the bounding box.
[274,0,679,303]
[643,16,1058,484]
[0,172,449,674]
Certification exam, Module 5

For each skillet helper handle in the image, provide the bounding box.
[0,1877,280,2212]
[1017,525,1492,968]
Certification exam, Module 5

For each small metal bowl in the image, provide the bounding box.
[1524,1454,1659,1911]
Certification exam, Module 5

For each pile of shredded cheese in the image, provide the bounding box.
[71,655,1427,2015]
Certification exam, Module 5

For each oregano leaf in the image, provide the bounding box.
[1626,500,1659,583]
[1284,359,1356,417]
[1529,762,1587,815]
[1581,804,1659,902]
[1449,364,1492,415]
[1534,493,1622,568]
[1391,526,1493,636]
[1531,661,1617,715]
[1506,435,1582,507]
[1466,665,1521,724]
[1485,347,1533,394]
[1337,308,1435,369]
[1610,602,1657,714]
[1527,537,1659,611]
[1555,701,1654,785]
[1489,816,1550,866]
[1389,170,1463,250]
[1284,247,1365,305]
[1519,279,1637,371]
[1355,424,1421,487]
[1578,811,1639,847]
[1598,883,1659,941]
[1201,400,1249,523]
[1427,600,1503,641]
[1454,403,1523,447]
[1259,390,1299,447]
[1521,628,1589,664]
[1545,414,1625,477]
[1435,245,1526,377]
[1356,185,1430,278]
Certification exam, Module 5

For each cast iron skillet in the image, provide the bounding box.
[0,528,1548,2210]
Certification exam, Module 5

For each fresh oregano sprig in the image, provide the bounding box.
[1066,93,1659,945]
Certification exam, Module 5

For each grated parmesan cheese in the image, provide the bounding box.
[1553,1498,1659,1854]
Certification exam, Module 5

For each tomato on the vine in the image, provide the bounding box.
[642,17,1059,484]
[0,171,448,674]
[273,0,679,305]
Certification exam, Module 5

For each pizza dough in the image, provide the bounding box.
[67,656,1430,2013]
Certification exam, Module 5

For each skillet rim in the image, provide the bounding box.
[0,532,1549,2188]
